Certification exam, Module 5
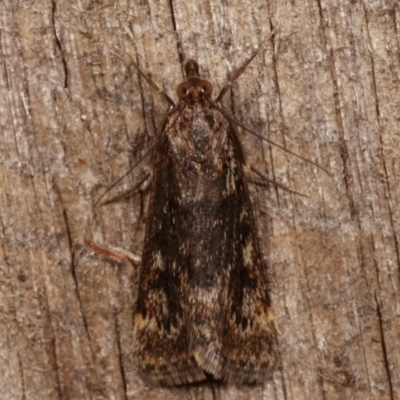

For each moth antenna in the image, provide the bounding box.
[216,27,278,102]
[112,47,175,106]
[207,99,332,176]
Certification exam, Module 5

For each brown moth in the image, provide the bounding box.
[133,30,280,386]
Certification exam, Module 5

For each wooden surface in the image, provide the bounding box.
[1,0,399,399]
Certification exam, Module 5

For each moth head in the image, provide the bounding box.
[177,59,213,103]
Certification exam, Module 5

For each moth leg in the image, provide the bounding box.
[85,238,140,265]
[96,172,152,207]
[248,165,309,197]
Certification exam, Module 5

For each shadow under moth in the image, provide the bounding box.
[130,29,282,387]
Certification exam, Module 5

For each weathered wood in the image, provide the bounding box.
[1,0,399,399]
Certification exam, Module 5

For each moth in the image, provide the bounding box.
[132,30,280,386]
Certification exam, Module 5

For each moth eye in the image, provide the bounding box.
[177,82,188,99]
[201,81,213,97]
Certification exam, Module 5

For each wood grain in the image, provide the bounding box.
[1,0,399,399]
